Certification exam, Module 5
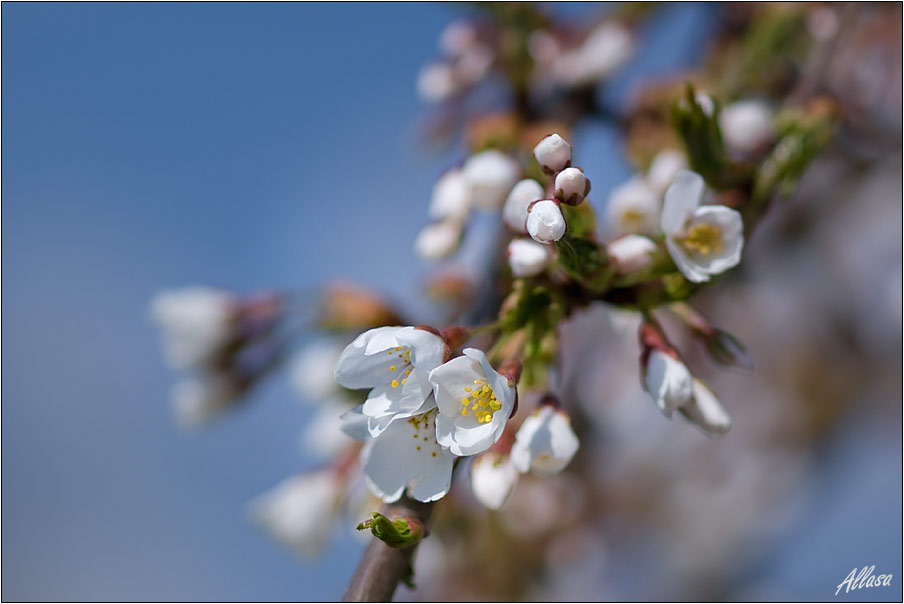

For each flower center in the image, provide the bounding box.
[387,347,412,388]
[621,208,648,229]
[460,378,501,424]
[677,223,723,256]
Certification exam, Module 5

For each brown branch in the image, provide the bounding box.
[342,497,434,602]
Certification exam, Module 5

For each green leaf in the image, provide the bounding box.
[357,512,425,549]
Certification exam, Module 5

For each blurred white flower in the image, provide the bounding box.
[301,400,354,459]
[607,234,657,274]
[642,350,694,417]
[334,326,446,436]
[605,176,662,238]
[171,373,242,428]
[511,405,579,477]
[696,92,716,116]
[680,379,731,435]
[527,199,567,243]
[439,20,478,56]
[554,167,591,205]
[719,99,774,154]
[414,220,462,260]
[417,62,459,103]
[430,348,516,456]
[249,470,342,558]
[503,178,545,233]
[508,238,552,278]
[462,149,521,210]
[554,21,633,86]
[429,169,471,221]
[362,408,455,503]
[646,149,687,196]
[289,339,345,403]
[456,44,494,84]
[661,170,744,283]
[471,451,518,510]
[533,133,572,174]
[150,286,234,370]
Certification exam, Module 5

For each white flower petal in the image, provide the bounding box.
[607,234,657,274]
[685,205,744,275]
[471,452,518,510]
[646,149,687,195]
[339,405,371,441]
[414,220,462,260]
[510,406,579,477]
[681,379,731,435]
[462,149,521,211]
[526,199,566,243]
[395,328,445,371]
[661,170,704,235]
[643,351,694,415]
[605,176,661,237]
[508,238,551,277]
[429,169,471,220]
[503,179,545,233]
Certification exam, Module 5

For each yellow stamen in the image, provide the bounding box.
[391,379,399,388]
[677,223,723,255]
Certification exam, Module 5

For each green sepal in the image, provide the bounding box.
[356,512,425,549]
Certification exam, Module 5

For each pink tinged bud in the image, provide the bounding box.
[439,326,469,352]
[507,238,551,278]
[503,179,545,233]
[554,167,591,205]
[533,133,572,174]
[607,234,657,274]
[526,199,566,243]
[497,358,522,386]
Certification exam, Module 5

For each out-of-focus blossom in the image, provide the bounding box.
[462,149,521,211]
[334,326,445,436]
[301,400,354,459]
[429,169,471,221]
[503,179,545,233]
[553,22,633,86]
[533,133,572,174]
[414,219,463,260]
[439,20,478,56]
[605,176,661,237]
[507,238,552,278]
[249,470,342,558]
[417,62,460,103]
[361,408,455,503]
[430,348,517,456]
[642,350,694,417]
[680,379,731,435]
[607,234,657,274]
[661,170,744,283]
[510,404,580,477]
[527,199,567,243]
[470,451,518,510]
[646,149,687,196]
[320,283,402,330]
[150,286,235,370]
[554,167,591,205]
[719,99,775,154]
[172,373,244,428]
[289,339,345,403]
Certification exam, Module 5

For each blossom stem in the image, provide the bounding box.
[342,497,433,602]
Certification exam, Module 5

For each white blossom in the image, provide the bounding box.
[661,170,744,283]
[607,234,657,274]
[429,348,517,456]
[171,373,242,428]
[681,379,732,435]
[417,62,459,103]
[507,238,552,278]
[289,339,345,403]
[533,134,572,174]
[471,452,518,510]
[249,470,342,558]
[719,100,774,154]
[334,326,446,437]
[150,286,234,370]
[554,167,591,205]
[439,20,478,56]
[456,44,494,84]
[301,400,354,459]
[605,176,661,237]
[462,149,521,210]
[502,178,545,233]
[554,21,633,86]
[642,350,694,417]
[428,169,471,221]
[646,149,687,195]
[414,220,462,260]
[361,408,455,503]
[527,199,567,244]
[510,405,579,477]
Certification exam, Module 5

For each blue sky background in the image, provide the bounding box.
[2,3,900,601]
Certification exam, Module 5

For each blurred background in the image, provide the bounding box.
[2,2,901,602]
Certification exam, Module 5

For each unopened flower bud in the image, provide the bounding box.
[503,179,545,233]
[533,133,572,174]
[526,199,566,243]
[414,220,462,260]
[719,99,774,154]
[439,325,470,352]
[471,452,518,510]
[462,149,521,211]
[554,167,591,205]
[511,403,579,477]
[679,379,731,436]
[357,512,426,549]
[507,238,551,277]
[607,234,657,274]
[642,350,694,417]
[704,329,755,370]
